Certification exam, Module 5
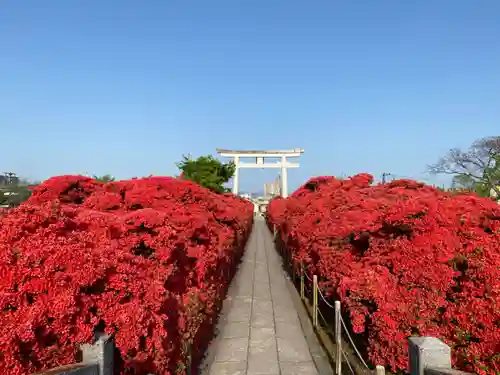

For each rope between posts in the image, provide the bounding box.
[317,305,327,325]
[291,255,378,374]
[317,286,335,309]
[304,270,312,281]
[317,308,335,334]
[342,347,356,375]
[340,316,370,369]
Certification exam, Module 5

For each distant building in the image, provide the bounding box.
[0,173,19,186]
[264,175,281,197]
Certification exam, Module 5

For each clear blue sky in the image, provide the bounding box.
[1,1,499,192]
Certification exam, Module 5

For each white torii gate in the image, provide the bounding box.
[216,148,304,198]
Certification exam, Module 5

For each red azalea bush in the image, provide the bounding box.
[0,176,253,375]
[267,174,500,375]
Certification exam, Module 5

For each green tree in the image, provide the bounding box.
[6,185,33,207]
[176,155,235,193]
[93,174,115,183]
[0,173,36,208]
[0,191,8,206]
[428,136,500,198]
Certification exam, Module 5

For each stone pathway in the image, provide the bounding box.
[203,217,321,375]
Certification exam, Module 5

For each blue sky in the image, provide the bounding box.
[1,1,499,192]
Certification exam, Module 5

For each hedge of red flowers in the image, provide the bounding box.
[267,174,500,375]
[0,176,253,375]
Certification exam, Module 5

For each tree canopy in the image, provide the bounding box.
[428,136,500,198]
[176,155,235,193]
[0,173,36,208]
[93,174,115,183]
[3,185,33,207]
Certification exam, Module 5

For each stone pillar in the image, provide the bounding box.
[232,156,240,195]
[408,337,452,375]
[281,156,288,198]
[81,335,114,375]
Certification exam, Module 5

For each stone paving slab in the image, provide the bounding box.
[203,217,323,375]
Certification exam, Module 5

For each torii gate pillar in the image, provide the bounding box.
[232,156,240,195]
[216,148,304,198]
[280,155,288,198]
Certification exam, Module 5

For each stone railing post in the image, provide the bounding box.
[409,337,451,375]
[408,337,470,375]
[81,335,114,375]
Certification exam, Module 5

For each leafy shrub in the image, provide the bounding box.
[267,174,500,375]
[0,175,253,375]
[177,155,235,194]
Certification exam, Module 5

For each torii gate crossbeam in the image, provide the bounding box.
[216,148,304,198]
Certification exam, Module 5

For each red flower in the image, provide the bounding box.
[268,173,500,375]
[0,176,253,375]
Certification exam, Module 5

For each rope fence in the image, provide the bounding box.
[308,265,380,375]
[272,224,475,375]
[282,258,382,375]
[274,225,385,375]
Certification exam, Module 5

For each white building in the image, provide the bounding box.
[264,175,281,197]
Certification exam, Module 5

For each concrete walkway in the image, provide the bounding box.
[202,217,321,375]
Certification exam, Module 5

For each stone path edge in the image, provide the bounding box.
[198,219,333,375]
[197,287,235,375]
[262,225,333,375]
[197,224,257,375]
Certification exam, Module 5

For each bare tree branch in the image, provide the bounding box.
[427,136,500,197]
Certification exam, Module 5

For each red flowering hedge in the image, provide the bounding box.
[267,174,500,375]
[0,176,253,375]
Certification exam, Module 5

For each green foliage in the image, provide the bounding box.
[93,174,115,183]
[482,154,500,197]
[475,184,492,198]
[0,191,8,206]
[10,186,32,206]
[451,154,500,198]
[0,185,33,208]
[0,173,35,208]
[176,155,235,194]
